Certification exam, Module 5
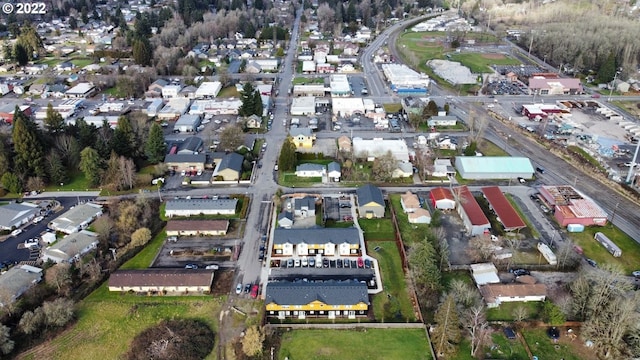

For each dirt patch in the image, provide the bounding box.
[211,270,235,296]
[482,53,506,60]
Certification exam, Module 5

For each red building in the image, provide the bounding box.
[539,185,608,227]
[0,104,32,124]
[481,186,526,231]
[429,187,456,210]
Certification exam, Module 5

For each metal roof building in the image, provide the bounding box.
[481,186,526,231]
[455,157,534,180]
[48,203,103,234]
[455,186,490,236]
[164,199,238,217]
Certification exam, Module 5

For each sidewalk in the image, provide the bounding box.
[25,191,102,198]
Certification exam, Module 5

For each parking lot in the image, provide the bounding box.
[152,236,241,268]
[323,196,354,221]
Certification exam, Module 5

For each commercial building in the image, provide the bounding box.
[455,186,491,236]
[293,84,326,97]
[194,81,222,99]
[162,84,182,98]
[65,82,96,98]
[538,185,608,227]
[352,137,410,162]
[0,202,40,230]
[189,99,242,115]
[157,98,191,120]
[290,96,316,115]
[265,281,369,319]
[528,76,583,95]
[455,157,534,180]
[174,114,201,133]
[48,203,103,234]
[272,227,361,256]
[108,269,215,294]
[329,74,351,97]
[481,186,526,231]
[164,199,238,217]
[332,97,365,117]
[166,220,230,236]
[381,64,430,92]
[42,230,99,263]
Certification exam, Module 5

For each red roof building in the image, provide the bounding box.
[455,186,491,236]
[528,76,583,95]
[429,187,456,210]
[539,185,608,227]
[481,186,526,231]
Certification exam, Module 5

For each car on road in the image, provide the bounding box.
[250,284,259,299]
[205,264,219,270]
[258,250,265,261]
[184,264,198,269]
[586,258,598,267]
[244,283,251,294]
[540,205,550,213]
[10,229,22,237]
[32,216,44,224]
[235,283,243,294]
[24,239,39,249]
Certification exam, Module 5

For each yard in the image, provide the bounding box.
[280,173,322,187]
[278,328,433,360]
[569,225,640,274]
[119,230,166,269]
[217,86,239,97]
[521,328,585,360]
[44,171,95,191]
[368,241,417,322]
[485,331,530,360]
[486,302,542,322]
[449,52,520,73]
[358,218,395,240]
[70,58,95,68]
[389,195,431,245]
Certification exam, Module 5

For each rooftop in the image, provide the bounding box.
[165,198,238,212]
[265,280,369,306]
[109,269,214,288]
[166,220,230,232]
[356,184,384,207]
[481,186,526,230]
[273,227,360,245]
[456,186,490,226]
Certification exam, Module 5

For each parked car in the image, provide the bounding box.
[510,268,530,277]
[24,238,39,249]
[244,283,251,294]
[586,258,598,267]
[301,257,308,267]
[32,216,44,224]
[357,257,364,268]
[343,258,350,268]
[294,258,301,267]
[184,264,198,269]
[250,284,259,299]
[364,259,371,269]
[205,264,219,270]
[633,270,640,278]
[336,258,343,268]
[323,258,329,268]
[235,283,242,294]
[309,257,315,268]
[286,259,293,268]
[10,229,22,237]
[517,177,526,184]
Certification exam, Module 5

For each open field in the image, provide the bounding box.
[278,328,433,360]
[44,171,94,191]
[570,225,640,274]
[611,100,640,117]
[522,328,584,360]
[368,241,417,322]
[449,52,520,73]
[359,218,395,240]
[17,284,221,360]
[486,331,530,360]
[119,230,166,269]
[487,301,542,322]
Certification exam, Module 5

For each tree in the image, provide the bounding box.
[239,82,256,117]
[278,136,297,172]
[44,103,64,134]
[252,90,263,117]
[0,289,18,317]
[45,263,72,295]
[466,235,495,262]
[130,227,152,248]
[242,325,265,357]
[467,109,488,143]
[1,173,22,194]
[597,52,617,84]
[408,113,422,130]
[512,304,530,323]
[145,123,166,164]
[19,308,45,335]
[46,151,67,185]
[79,147,103,187]
[422,100,439,119]
[26,176,45,192]
[371,151,397,182]
[12,111,45,178]
[80,258,102,282]
[0,324,13,356]
[408,240,442,310]
[463,305,490,357]
[111,116,136,158]
[13,42,28,65]
[42,298,75,327]
[449,279,481,309]
[463,141,477,156]
[132,38,153,66]
[92,215,114,247]
[115,201,141,241]
[69,16,78,29]
[431,294,461,357]
[218,125,245,152]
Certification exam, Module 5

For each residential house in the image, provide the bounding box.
[0,202,40,230]
[295,163,325,177]
[245,114,262,129]
[164,154,207,172]
[164,199,238,217]
[408,208,431,224]
[179,85,197,99]
[213,152,244,181]
[479,283,547,308]
[431,158,456,178]
[27,83,48,97]
[265,281,369,319]
[273,227,361,256]
[428,115,457,127]
[337,136,352,152]
[400,191,421,213]
[48,203,103,234]
[42,230,99,263]
[327,162,341,181]
[146,79,168,98]
[0,265,43,306]
[166,220,230,236]
[0,83,12,96]
[108,269,215,294]
[429,187,456,210]
[289,127,316,149]
[253,59,279,71]
[176,136,203,154]
[245,61,262,74]
[294,197,316,218]
[356,184,385,218]
[277,211,294,229]
[392,162,413,178]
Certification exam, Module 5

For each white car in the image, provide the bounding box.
[24,239,39,248]
[214,120,222,124]
[201,119,211,124]
[32,216,44,224]
[235,283,243,294]
[10,229,22,237]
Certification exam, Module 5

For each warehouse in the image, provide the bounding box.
[164,198,238,217]
[481,186,526,231]
[194,81,222,99]
[381,64,430,89]
[189,99,241,115]
[174,114,201,133]
[538,185,608,227]
[455,186,491,236]
[290,96,317,115]
[352,137,410,162]
[330,74,351,97]
[293,84,326,97]
[455,157,534,180]
[157,98,191,120]
[332,97,365,117]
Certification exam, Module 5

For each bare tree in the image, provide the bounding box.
[466,235,495,262]
[130,228,152,248]
[466,109,488,143]
[81,258,103,282]
[242,326,265,357]
[119,156,136,190]
[19,307,45,334]
[462,305,491,357]
[371,151,397,182]
[0,289,18,317]
[512,304,529,323]
[316,4,336,33]
[45,263,72,295]
[218,125,245,152]
[449,279,482,310]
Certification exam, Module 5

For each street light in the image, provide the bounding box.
[608,70,621,102]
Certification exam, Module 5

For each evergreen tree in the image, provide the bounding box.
[111,116,136,158]
[46,151,67,185]
[145,123,166,164]
[132,38,152,66]
[432,295,461,356]
[239,82,256,117]
[14,43,28,66]
[79,147,103,187]
[12,108,45,178]
[1,172,22,194]
[597,52,617,84]
[44,103,64,134]
[76,118,97,149]
[278,136,297,172]
[252,90,263,117]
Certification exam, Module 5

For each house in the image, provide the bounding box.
[455,186,491,236]
[179,85,197,99]
[408,208,431,224]
[0,202,40,230]
[28,83,48,97]
[48,203,103,234]
[327,162,341,181]
[0,265,43,306]
[164,199,238,217]
[273,227,361,256]
[469,263,501,286]
[479,283,547,308]
[337,136,352,152]
[213,152,244,181]
[295,163,326,177]
[428,115,457,127]
[146,79,168,98]
[265,281,369,319]
[289,127,316,149]
[108,269,215,294]
[294,197,316,218]
[42,230,99,263]
[392,162,413,178]
[429,187,456,210]
[352,138,410,162]
[400,191,421,213]
[432,158,456,177]
[166,220,230,236]
[245,61,262,74]
[277,211,294,228]
[356,184,385,218]
[176,136,203,154]
[174,114,201,133]
[245,114,262,129]
[65,82,96,98]
[164,153,207,172]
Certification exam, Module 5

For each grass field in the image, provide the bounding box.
[70,58,94,68]
[522,328,582,360]
[218,86,239,97]
[486,332,530,360]
[359,218,395,240]
[292,77,324,85]
[478,139,509,157]
[389,195,431,245]
[18,284,220,360]
[278,328,433,360]
[570,225,640,274]
[368,241,416,322]
[281,173,322,186]
[383,103,403,113]
[119,230,166,269]
[449,53,520,73]
[486,302,542,321]
[44,171,95,191]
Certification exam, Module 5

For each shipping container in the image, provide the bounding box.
[567,224,585,233]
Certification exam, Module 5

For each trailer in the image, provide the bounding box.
[537,242,557,265]
[594,232,622,257]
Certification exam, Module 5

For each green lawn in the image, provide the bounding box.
[389,195,431,245]
[486,332,530,360]
[570,225,640,274]
[44,171,95,191]
[368,241,417,322]
[120,230,166,269]
[486,302,542,321]
[449,52,520,73]
[281,173,322,186]
[292,77,324,85]
[359,218,395,240]
[217,86,239,97]
[522,328,582,360]
[70,58,95,68]
[17,283,220,360]
[441,270,474,290]
[383,103,403,113]
[478,139,509,157]
[278,328,432,360]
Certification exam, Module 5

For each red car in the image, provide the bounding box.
[250,284,259,299]
[357,257,364,268]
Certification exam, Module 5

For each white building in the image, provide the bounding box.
[302,60,316,73]
[146,98,164,116]
[194,81,222,99]
[157,98,191,120]
[42,230,99,264]
[254,59,279,71]
[99,102,125,113]
[330,74,351,96]
[189,99,241,115]
[164,199,238,217]
[80,115,120,128]
[0,202,40,230]
[65,82,96,98]
[48,203,103,234]
[332,97,365,117]
[469,263,501,286]
[381,64,430,89]
[290,96,316,115]
[162,84,182,99]
[295,163,326,177]
[352,137,410,162]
